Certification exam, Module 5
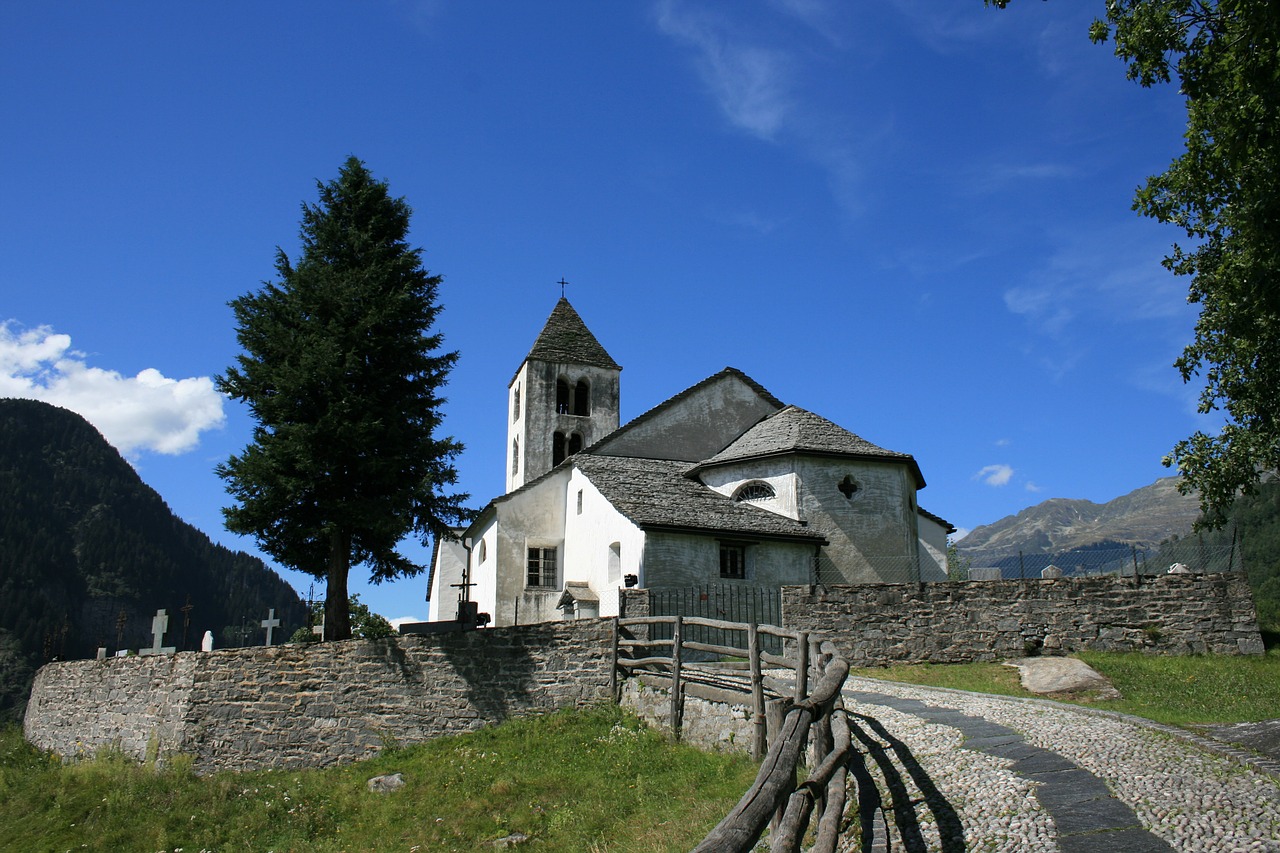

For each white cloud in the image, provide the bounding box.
[388,616,422,630]
[949,527,970,543]
[994,437,1011,447]
[1025,481,1043,493]
[0,321,225,456]
[655,0,794,141]
[973,463,1014,487]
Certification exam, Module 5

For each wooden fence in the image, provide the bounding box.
[614,615,853,853]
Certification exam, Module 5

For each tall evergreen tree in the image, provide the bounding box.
[217,157,469,640]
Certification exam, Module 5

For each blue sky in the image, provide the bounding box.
[1,1,1208,623]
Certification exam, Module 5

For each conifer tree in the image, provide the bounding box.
[218,157,468,640]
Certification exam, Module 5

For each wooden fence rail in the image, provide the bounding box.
[613,616,853,852]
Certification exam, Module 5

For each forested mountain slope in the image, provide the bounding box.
[0,399,305,720]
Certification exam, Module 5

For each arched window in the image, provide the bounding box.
[573,379,590,415]
[511,438,520,476]
[733,481,776,503]
[478,540,487,563]
[608,542,622,583]
[555,379,570,414]
[512,385,520,421]
[553,431,567,466]
[568,432,583,455]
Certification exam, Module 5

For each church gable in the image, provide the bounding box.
[694,405,925,488]
[591,368,782,462]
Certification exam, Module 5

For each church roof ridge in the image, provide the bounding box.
[693,404,926,487]
[510,296,621,385]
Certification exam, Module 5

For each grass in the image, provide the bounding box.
[0,705,758,853]
[849,649,1280,727]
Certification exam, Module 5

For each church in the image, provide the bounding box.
[427,297,953,626]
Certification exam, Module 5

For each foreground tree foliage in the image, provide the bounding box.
[218,157,469,640]
[987,1,1280,524]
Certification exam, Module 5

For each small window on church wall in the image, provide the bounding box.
[720,543,747,580]
[478,540,487,563]
[734,481,775,503]
[568,432,583,455]
[573,379,590,416]
[513,385,520,422]
[512,438,520,476]
[527,546,558,588]
[608,542,622,583]
[576,489,583,514]
[556,379,570,414]
[838,475,860,499]
[553,432,567,466]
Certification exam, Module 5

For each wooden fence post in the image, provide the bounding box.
[748,622,765,761]
[671,615,683,741]
[795,632,810,701]
[611,616,619,703]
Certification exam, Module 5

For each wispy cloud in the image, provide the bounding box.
[1025,481,1043,493]
[652,0,866,217]
[973,463,1014,487]
[0,322,225,456]
[655,1,794,141]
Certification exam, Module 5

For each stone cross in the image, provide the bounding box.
[261,608,281,646]
[140,609,176,656]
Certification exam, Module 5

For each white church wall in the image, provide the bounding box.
[427,537,470,622]
[469,522,500,623]
[916,513,950,582]
[795,456,920,583]
[490,468,571,626]
[642,530,814,589]
[562,469,645,618]
[697,458,800,519]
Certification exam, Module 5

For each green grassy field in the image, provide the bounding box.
[849,649,1280,726]
[0,705,756,853]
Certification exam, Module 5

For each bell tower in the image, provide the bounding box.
[507,297,621,492]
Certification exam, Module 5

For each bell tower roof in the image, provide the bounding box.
[521,297,621,374]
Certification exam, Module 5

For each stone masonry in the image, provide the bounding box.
[25,619,614,773]
[783,573,1264,665]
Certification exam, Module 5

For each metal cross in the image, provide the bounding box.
[558,277,569,297]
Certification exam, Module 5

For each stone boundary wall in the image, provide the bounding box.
[782,573,1265,665]
[25,619,613,773]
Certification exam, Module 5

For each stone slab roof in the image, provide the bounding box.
[693,405,926,487]
[519,297,621,375]
[573,453,825,543]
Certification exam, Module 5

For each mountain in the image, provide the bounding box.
[956,476,1202,565]
[0,399,306,720]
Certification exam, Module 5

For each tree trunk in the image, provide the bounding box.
[324,529,352,640]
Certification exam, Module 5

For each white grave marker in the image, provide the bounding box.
[261,608,281,646]
[139,609,177,656]
[201,630,214,652]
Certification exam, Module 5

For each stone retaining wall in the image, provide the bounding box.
[783,573,1265,665]
[24,619,613,773]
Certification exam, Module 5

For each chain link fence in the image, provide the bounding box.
[959,538,1243,581]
